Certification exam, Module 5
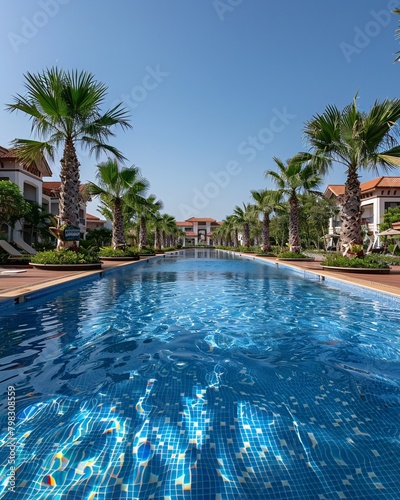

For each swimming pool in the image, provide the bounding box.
[0,250,399,499]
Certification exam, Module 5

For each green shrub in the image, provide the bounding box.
[322,253,390,269]
[99,246,139,258]
[138,247,156,255]
[31,249,100,265]
[32,241,56,251]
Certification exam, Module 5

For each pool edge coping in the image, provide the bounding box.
[0,255,161,306]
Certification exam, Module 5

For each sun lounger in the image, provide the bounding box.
[0,269,27,274]
[0,240,24,259]
[13,238,37,255]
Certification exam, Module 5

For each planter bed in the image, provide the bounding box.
[100,256,139,261]
[320,265,390,274]
[30,262,102,271]
[277,257,315,262]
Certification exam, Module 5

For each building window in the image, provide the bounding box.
[23,183,37,202]
[384,201,400,212]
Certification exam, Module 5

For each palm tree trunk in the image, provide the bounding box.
[339,166,363,251]
[58,139,81,250]
[243,223,250,248]
[262,212,271,252]
[289,193,301,252]
[154,227,161,250]
[112,198,126,249]
[139,216,147,249]
[233,229,238,247]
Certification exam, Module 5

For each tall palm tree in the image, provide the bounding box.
[86,159,149,249]
[250,189,283,252]
[6,67,131,249]
[232,203,256,248]
[266,153,322,253]
[304,96,400,251]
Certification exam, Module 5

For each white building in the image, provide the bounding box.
[176,217,220,246]
[0,145,52,243]
[0,146,91,243]
[324,176,400,247]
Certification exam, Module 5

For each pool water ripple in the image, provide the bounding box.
[0,251,399,499]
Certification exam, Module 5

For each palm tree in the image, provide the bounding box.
[232,203,256,248]
[250,189,283,252]
[304,96,400,251]
[266,154,322,253]
[225,215,239,247]
[86,159,149,249]
[135,195,163,249]
[160,214,178,248]
[6,67,131,250]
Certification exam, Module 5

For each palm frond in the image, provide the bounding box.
[9,139,56,163]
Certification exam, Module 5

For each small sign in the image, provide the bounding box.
[63,225,80,241]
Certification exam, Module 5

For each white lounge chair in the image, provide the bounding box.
[0,269,27,274]
[0,240,24,259]
[13,238,37,255]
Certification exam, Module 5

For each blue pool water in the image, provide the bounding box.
[0,250,399,499]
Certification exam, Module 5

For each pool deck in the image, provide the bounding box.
[0,253,399,303]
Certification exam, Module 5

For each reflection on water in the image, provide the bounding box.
[0,252,399,499]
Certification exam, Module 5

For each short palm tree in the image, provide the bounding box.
[87,159,149,249]
[135,195,163,249]
[251,189,283,252]
[304,96,400,251]
[160,214,177,248]
[266,153,322,253]
[232,203,256,248]
[225,215,239,247]
[6,67,131,249]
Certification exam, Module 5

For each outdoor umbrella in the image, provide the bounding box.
[377,228,400,255]
[377,228,400,236]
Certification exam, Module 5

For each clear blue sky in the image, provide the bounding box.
[1,0,400,221]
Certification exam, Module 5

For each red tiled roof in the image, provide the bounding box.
[325,177,400,198]
[185,217,217,222]
[185,232,197,237]
[86,213,105,222]
[0,145,52,177]
[176,221,192,227]
[361,176,400,191]
[324,185,345,197]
